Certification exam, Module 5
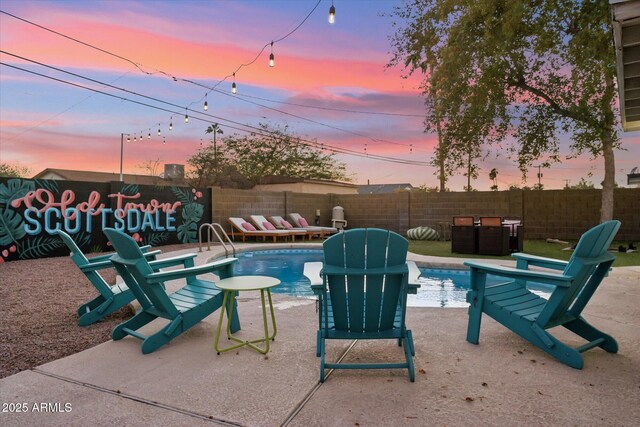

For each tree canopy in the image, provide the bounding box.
[0,163,30,178]
[389,0,620,220]
[186,123,350,188]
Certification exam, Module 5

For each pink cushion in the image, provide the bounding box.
[281,220,293,229]
[299,217,309,227]
[263,221,276,230]
[241,222,256,231]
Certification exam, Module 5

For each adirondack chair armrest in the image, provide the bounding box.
[148,253,198,270]
[85,248,159,264]
[80,259,117,272]
[406,261,422,293]
[511,252,568,271]
[145,258,238,283]
[464,261,573,289]
[574,253,617,266]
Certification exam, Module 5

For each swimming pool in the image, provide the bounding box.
[231,249,552,308]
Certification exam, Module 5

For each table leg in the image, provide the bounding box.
[215,289,277,355]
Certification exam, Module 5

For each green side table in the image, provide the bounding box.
[214,275,281,355]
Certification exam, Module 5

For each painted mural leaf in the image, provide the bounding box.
[0,207,27,246]
[182,202,204,223]
[0,179,35,206]
[171,187,192,205]
[120,184,139,196]
[33,179,59,194]
[18,236,65,259]
[177,222,198,243]
[145,232,170,246]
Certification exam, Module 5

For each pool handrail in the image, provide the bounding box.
[199,223,236,257]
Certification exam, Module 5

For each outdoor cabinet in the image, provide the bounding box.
[477,217,510,256]
[451,216,477,254]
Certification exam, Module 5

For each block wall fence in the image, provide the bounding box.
[211,188,640,241]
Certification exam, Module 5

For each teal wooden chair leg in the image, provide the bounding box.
[319,336,326,383]
[466,270,487,345]
[564,317,618,353]
[141,323,183,355]
[404,332,415,382]
[112,311,156,340]
[316,331,321,357]
[77,295,106,317]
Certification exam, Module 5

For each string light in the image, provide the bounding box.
[169,116,173,130]
[329,1,335,24]
[231,73,237,94]
[126,136,130,143]
[147,128,151,139]
[204,93,208,111]
[184,108,189,123]
[133,135,137,142]
[157,124,161,136]
[269,41,275,67]
[163,136,166,145]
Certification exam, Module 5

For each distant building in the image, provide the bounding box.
[253,175,358,194]
[358,183,414,194]
[611,0,640,132]
[33,165,188,186]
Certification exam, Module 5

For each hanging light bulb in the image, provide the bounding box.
[269,41,275,67]
[184,108,189,123]
[329,1,335,24]
[133,135,137,142]
[169,117,173,131]
[163,136,166,145]
[204,93,208,111]
[157,126,161,136]
[231,72,237,94]
[127,136,131,143]
[148,128,151,139]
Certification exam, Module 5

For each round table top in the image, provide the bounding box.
[216,275,281,291]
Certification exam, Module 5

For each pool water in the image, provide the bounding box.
[232,249,552,308]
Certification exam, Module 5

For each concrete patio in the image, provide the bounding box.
[1,246,639,426]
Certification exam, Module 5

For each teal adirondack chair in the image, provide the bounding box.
[103,228,240,354]
[465,220,621,369]
[57,230,161,326]
[315,228,415,382]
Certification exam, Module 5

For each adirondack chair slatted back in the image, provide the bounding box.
[541,220,620,326]
[104,228,180,318]
[57,230,113,297]
[323,228,408,333]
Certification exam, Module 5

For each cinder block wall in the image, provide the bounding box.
[212,188,286,232]
[334,192,410,234]
[210,187,640,241]
[286,192,332,227]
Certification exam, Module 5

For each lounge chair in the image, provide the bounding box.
[103,228,240,354]
[268,215,330,239]
[465,220,621,369]
[287,213,338,236]
[309,228,416,382]
[57,230,163,326]
[249,215,307,241]
[228,217,294,242]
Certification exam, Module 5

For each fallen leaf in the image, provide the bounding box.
[482,382,488,387]
[465,397,474,402]
[419,368,426,374]
[530,359,536,363]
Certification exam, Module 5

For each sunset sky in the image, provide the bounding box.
[1,0,638,190]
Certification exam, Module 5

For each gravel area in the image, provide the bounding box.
[0,244,199,379]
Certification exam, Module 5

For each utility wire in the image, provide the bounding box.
[0,61,430,166]
[1,6,428,153]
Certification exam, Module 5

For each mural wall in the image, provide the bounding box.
[0,178,211,262]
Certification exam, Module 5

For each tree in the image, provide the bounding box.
[0,162,30,178]
[390,0,620,221]
[566,177,595,190]
[187,123,350,187]
[136,158,163,176]
[489,168,499,191]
